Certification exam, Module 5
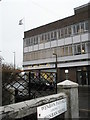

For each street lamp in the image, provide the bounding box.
[65,69,69,80]
[13,52,15,69]
[53,52,57,94]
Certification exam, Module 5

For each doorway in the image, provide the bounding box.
[77,67,88,85]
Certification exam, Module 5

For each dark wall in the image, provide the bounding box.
[58,67,77,83]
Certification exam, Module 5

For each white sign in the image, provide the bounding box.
[37,98,67,119]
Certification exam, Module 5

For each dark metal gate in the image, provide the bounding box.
[2,71,56,105]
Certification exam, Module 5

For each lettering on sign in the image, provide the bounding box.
[37,98,67,119]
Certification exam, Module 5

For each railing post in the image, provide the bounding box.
[57,80,79,119]
[15,88,18,103]
[29,72,31,98]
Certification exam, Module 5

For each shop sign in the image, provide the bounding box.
[37,98,67,119]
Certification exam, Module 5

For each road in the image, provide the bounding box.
[78,86,90,118]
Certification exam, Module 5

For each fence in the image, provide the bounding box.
[2,71,56,105]
[0,80,79,120]
[0,93,67,120]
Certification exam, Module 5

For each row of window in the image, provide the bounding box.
[23,42,88,61]
[24,21,88,47]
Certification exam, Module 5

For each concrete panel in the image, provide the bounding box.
[45,42,50,49]
[65,37,72,45]
[58,39,64,47]
[73,35,80,44]
[28,46,31,52]
[34,44,38,51]
[51,41,57,47]
[31,46,34,51]
[39,43,44,50]
[24,47,29,53]
[81,33,89,42]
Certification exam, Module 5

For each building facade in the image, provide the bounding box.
[23,3,90,85]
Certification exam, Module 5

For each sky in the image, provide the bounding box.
[0,0,90,69]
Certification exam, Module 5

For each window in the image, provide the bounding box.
[73,25,76,34]
[65,27,68,37]
[57,47,61,57]
[45,33,47,41]
[40,34,44,43]
[26,38,29,46]
[85,21,88,31]
[31,37,33,45]
[58,30,61,39]
[69,45,73,55]
[74,45,77,55]
[54,31,57,39]
[81,22,84,33]
[34,51,38,60]
[74,44,81,55]
[77,44,81,54]
[42,34,44,41]
[81,43,86,54]
[61,47,64,56]
[36,36,38,44]
[61,28,64,38]
[23,39,26,47]
[34,37,36,45]
[76,24,80,33]
[47,33,50,41]
[64,46,68,56]
[51,32,54,40]
[68,26,72,35]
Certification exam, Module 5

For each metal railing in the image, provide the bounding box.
[2,71,56,105]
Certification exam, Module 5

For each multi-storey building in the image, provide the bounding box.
[23,3,90,85]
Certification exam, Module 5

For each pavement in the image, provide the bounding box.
[78,86,90,118]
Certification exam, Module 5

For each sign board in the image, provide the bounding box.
[37,98,67,119]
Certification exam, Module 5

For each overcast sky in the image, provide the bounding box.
[0,0,89,68]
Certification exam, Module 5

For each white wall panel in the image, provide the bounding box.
[45,42,50,49]
[31,46,34,51]
[81,33,89,42]
[24,47,29,53]
[34,44,38,51]
[65,37,72,45]
[28,46,31,52]
[58,38,64,46]
[51,40,57,47]
[73,35,80,43]
[39,43,44,50]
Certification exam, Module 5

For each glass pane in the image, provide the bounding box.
[85,21,88,31]
[76,24,80,33]
[74,45,77,55]
[61,29,64,38]
[73,25,76,34]
[45,34,47,41]
[54,31,57,38]
[61,47,64,56]
[82,44,85,54]
[77,44,81,54]
[65,28,68,36]
[47,33,50,41]
[69,46,72,55]
[58,30,61,39]
[65,46,68,56]
[68,27,72,35]
[81,23,84,33]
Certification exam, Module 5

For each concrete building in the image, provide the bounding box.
[23,3,90,85]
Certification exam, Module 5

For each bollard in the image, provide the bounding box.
[57,80,79,119]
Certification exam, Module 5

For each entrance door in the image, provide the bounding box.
[77,70,88,85]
